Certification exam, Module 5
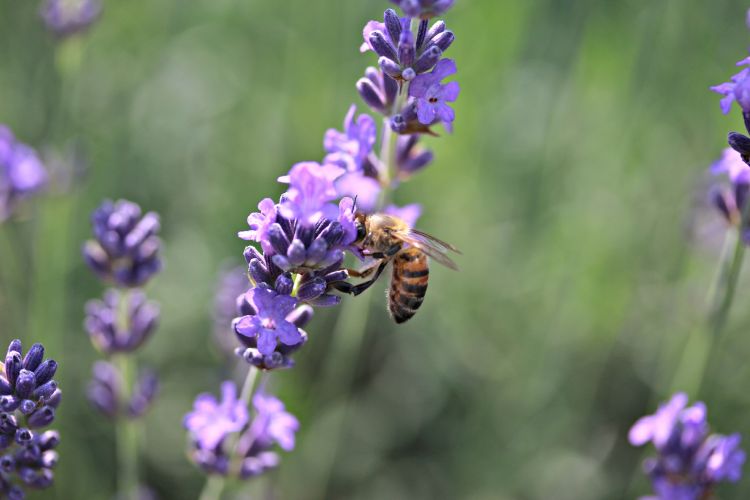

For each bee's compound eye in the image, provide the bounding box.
[355,221,366,242]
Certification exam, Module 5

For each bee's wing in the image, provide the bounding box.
[395,229,460,270]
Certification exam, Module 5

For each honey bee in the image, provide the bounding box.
[333,212,460,323]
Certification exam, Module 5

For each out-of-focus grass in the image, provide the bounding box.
[1,0,750,498]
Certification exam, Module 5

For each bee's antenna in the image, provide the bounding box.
[352,195,359,213]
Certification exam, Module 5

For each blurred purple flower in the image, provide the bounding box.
[711,148,750,184]
[213,264,251,356]
[84,289,159,354]
[711,58,750,115]
[40,0,101,38]
[384,203,421,228]
[0,126,48,222]
[390,0,455,18]
[184,381,249,451]
[82,199,162,288]
[409,59,460,128]
[630,393,746,499]
[86,361,159,419]
[396,135,433,178]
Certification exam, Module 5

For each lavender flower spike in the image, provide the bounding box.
[629,393,746,499]
[234,286,304,357]
[84,289,159,354]
[0,126,48,222]
[82,199,162,288]
[40,0,102,38]
[0,340,61,497]
[184,381,249,452]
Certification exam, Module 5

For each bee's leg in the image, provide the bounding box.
[330,261,388,296]
[346,260,382,278]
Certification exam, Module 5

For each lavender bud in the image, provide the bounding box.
[384,9,402,43]
[21,344,44,372]
[34,360,57,386]
[6,340,21,357]
[357,78,386,113]
[430,30,454,52]
[413,46,441,74]
[14,429,32,445]
[369,31,399,62]
[28,407,55,429]
[14,371,35,400]
[19,401,36,416]
[297,278,327,301]
[379,57,403,79]
[4,353,21,388]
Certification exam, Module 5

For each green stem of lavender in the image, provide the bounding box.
[197,365,259,500]
[115,354,139,500]
[114,289,140,500]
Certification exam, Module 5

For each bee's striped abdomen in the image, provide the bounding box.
[388,248,429,323]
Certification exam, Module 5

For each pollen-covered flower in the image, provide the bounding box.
[84,289,159,354]
[629,393,746,499]
[0,340,61,497]
[82,199,162,288]
[0,126,48,222]
[364,9,454,82]
[390,0,455,18]
[711,58,750,115]
[39,0,101,38]
[408,58,460,128]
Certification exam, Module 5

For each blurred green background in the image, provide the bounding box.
[2,0,750,498]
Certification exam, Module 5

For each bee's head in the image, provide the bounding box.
[354,212,368,244]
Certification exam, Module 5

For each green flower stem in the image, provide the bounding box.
[196,365,259,500]
[0,223,28,336]
[115,353,139,500]
[115,289,140,500]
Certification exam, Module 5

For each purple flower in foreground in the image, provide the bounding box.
[0,126,48,222]
[0,340,61,497]
[184,381,249,451]
[629,393,746,499]
[409,59,460,128]
[234,286,304,356]
[238,198,277,255]
[711,58,750,115]
[390,0,455,18]
[82,199,162,288]
[40,0,101,38]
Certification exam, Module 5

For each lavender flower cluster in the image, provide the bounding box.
[184,0,460,485]
[82,199,161,419]
[630,393,745,499]
[0,340,61,499]
[0,126,47,223]
[39,0,101,38]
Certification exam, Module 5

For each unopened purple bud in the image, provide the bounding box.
[0,455,14,473]
[413,46,441,73]
[5,352,21,387]
[416,18,429,49]
[384,9,402,43]
[0,377,12,396]
[38,430,60,450]
[45,388,62,409]
[402,68,416,81]
[431,30,454,52]
[425,20,445,41]
[41,450,58,468]
[0,435,11,450]
[297,278,327,301]
[268,224,290,255]
[19,400,36,415]
[379,57,403,79]
[244,245,263,265]
[357,78,385,112]
[308,294,342,307]
[274,273,294,295]
[248,259,271,286]
[14,370,36,400]
[369,31,399,61]
[14,428,32,445]
[34,360,57,386]
[28,407,55,428]
[398,30,416,68]
[0,396,20,412]
[22,344,44,372]
[0,414,18,434]
[127,370,159,418]
[7,340,21,357]
[32,381,57,401]
[8,485,24,500]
